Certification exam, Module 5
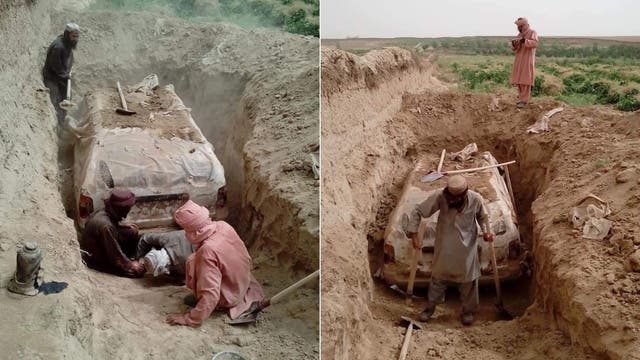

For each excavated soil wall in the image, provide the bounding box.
[322,47,640,359]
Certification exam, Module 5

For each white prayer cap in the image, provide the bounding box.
[447,175,468,195]
[65,23,80,33]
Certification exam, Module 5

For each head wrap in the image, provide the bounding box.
[143,248,171,277]
[65,22,80,33]
[106,188,136,208]
[174,200,216,245]
[103,188,135,220]
[514,17,529,26]
[447,175,468,196]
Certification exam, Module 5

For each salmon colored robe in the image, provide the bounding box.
[510,27,538,86]
[175,200,264,327]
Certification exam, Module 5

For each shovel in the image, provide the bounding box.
[228,270,319,325]
[397,316,423,360]
[488,240,514,320]
[421,160,516,183]
[59,78,75,110]
[115,81,136,115]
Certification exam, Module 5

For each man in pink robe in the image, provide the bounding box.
[510,17,538,108]
[166,200,265,327]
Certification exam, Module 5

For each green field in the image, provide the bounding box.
[438,54,640,111]
[91,0,319,37]
[325,37,640,111]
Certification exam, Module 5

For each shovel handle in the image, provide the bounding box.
[437,149,446,172]
[405,248,419,305]
[504,166,517,219]
[488,241,503,303]
[405,219,426,305]
[398,322,414,360]
[270,270,319,305]
[445,160,516,175]
[116,81,128,111]
[66,79,71,100]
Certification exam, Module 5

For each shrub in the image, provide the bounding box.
[532,76,544,97]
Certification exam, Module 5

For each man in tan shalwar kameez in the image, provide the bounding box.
[510,17,538,108]
[405,175,494,326]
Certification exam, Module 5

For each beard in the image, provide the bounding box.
[62,33,78,49]
[448,200,465,210]
[64,39,78,49]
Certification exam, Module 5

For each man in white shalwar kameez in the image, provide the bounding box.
[405,175,494,326]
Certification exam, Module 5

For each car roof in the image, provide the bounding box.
[81,85,206,142]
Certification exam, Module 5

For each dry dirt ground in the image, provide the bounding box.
[0,1,318,359]
[321,47,640,359]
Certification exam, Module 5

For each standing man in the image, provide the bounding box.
[79,188,146,278]
[510,17,538,108]
[43,23,80,122]
[405,175,494,326]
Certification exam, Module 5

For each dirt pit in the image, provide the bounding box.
[322,47,640,360]
[0,2,318,359]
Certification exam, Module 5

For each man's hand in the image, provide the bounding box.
[121,223,139,232]
[128,260,146,277]
[483,232,495,242]
[166,313,196,327]
[520,38,526,44]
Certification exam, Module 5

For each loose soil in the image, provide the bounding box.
[0,1,318,359]
[322,47,640,359]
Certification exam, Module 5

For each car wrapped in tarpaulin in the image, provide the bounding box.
[382,147,529,287]
[71,75,227,231]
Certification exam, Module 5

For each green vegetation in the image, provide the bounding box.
[330,36,640,111]
[91,0,319,37]
[438,51,640,111]
[594,158,611,170]
[408,37,640,59]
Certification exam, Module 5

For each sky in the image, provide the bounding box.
[321,0,640,38]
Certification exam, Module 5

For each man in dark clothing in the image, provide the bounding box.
[43,23,79,123]
[79,188,146,278]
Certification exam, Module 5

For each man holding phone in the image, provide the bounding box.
[510,17,539,108]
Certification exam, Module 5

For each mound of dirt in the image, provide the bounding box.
[321,47,424,98]
[0,1,318,359]
[322,47,639,359]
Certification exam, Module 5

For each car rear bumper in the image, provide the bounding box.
[382,259,524,288]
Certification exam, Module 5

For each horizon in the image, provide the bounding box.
[323,35,640,40]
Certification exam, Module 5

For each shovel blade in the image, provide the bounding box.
[421,172,444,183]
[227,313,258,325]
[390,284,423,299]
[59,100,75,110]
[495,302,514,320]
[116,108,136,115]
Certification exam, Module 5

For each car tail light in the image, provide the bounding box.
[383,243,395,263]
[79,194,94,218]
[216,186,227,207]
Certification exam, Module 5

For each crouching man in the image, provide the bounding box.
[79,188,145,278]
[405,175,494,326]
[166,200,265,327]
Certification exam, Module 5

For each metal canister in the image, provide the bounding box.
[8,242,43,296]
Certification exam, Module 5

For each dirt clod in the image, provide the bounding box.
[625,250,640,272]
[616,168,637,183]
